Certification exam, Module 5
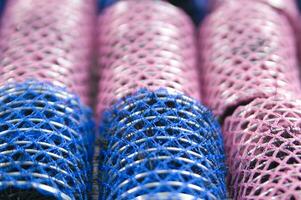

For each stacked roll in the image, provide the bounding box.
[200,0,300,118]
[97,0,227,199]
[0,0,95,199]
[199,0,301,199]
[97,0,200,115]
[224,97,301,199]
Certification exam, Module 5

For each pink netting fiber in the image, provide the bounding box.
[97,0,200,116]
[0,0,96,104]
[199,0,300,118]
[224,97,301,199]
[200,1,301,199]
[215,0,300,29]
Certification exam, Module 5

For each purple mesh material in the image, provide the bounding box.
[199,0,300,118]
[0,0,96,104]
[223,97,301,199]
[97,0,200,117]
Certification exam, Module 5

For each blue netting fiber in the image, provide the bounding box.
[0,81,94,200]
[99,89,227,200]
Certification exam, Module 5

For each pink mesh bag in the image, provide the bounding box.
[223,97,301,199]
[199,0,301,118]
[0,0,95,104]
[97,0,199,115]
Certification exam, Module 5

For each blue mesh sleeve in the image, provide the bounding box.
[0,81,94,200]
[99,89,227,199]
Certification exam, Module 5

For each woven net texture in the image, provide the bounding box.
[199,0,300,118]
[97,0,200,117]
[216,0,300,28]
[0,81,94,200]
[98,89,227,200]
[0,0,96,105]
[224,97,301,199]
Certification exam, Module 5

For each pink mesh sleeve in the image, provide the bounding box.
[223,97,301,199]
[215,0,300,27]
[200,1,301,199]
[199,0,300,118]
[0,0,96,104]
[97,0,200,116]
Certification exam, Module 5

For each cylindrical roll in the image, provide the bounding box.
[98,0,216,25]
[215,0,300,27]
[0,0,96,199]
[99,89,227,200]
[0,0,95,104]
[97,0,199,116]
[224,97,301,199]
[0,81,94,200]
[199,0,300,118]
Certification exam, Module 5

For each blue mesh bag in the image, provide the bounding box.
[0,81,94,200]
[99,89,227,200]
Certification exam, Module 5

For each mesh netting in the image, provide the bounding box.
[223,97,301,199]
[199,0,300,118]
[0,0,96,104]
[225,0,301,38]
[0,81,94,200]
[97,0,200,116]
[99,89,227,200]
[216,0,300,25]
